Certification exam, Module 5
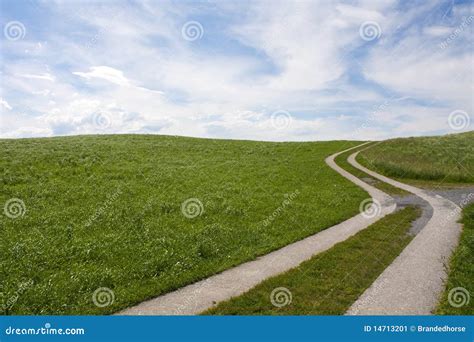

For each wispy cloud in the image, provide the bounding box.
[73,66,131,86]
[0,0,472,140]
[19,73,55,81]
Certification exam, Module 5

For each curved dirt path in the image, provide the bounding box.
[346,151,462,315]
[117,144,396,315]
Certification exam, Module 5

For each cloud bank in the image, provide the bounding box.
[0,0,472,140]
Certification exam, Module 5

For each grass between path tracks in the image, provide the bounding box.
[436,203,474,315]
[205,206,419,315]
[334,145,408,196]
[0,135,367,315]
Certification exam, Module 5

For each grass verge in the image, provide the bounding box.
[205,206,419,315]
[436,203,474,315]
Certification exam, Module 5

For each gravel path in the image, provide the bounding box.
[393,194,432,235]
[117,144,396,315]
[346,151,463,315]
[426,187,474,208]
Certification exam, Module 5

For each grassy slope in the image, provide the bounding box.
[0,135,366,314]
[358,132,473,315]
[206,207,418,315]
[358,131,474,184]
[436,203,474,315]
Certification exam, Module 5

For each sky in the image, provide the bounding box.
[0,0,472,141]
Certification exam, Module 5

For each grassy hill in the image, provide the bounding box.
[205,131,474,315]
[0,135,366,314]
[358,131,474,184]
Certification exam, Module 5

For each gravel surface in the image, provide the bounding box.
[425,187,474,208]
[346,152,463,315]
[393,194,432,235]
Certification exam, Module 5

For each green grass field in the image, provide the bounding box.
[206,207,418,315]
[207,132,473,315]
[0,135,366,315]
[358,131,474,184]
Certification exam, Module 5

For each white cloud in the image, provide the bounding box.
[73,66,164,95]
[230,1,352,91]
[73,66,131,86]
[423,26,453,37]
[336,3,386,22]
[364,32,472,110]
[0,0,472,141]
[0,98,12,110]
[19,73,55,82]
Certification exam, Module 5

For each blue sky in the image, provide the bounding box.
[0,0,472,140]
